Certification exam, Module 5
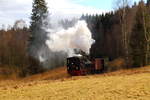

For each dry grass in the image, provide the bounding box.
[0,66,150,100]
[23,66,70,81]
[0,65,20,80]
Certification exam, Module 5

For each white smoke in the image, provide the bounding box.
[37,18,95,69]
[46,20,95,57]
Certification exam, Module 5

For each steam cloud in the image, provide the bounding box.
[39,19,94,69]
[46,20,94,57]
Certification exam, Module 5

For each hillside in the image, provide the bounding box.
[24,66,70,81]
[0,66,150,100]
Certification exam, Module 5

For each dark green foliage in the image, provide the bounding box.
[82,12,123,59]
[82,1,150,67]
[130,1,145,67]
[147,0,150,5]
[29,0,49,57]
[130,1,150,67]
[30,0,48,31]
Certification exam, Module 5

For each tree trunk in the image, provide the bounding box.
[122,2,129,67]
[145,42,150,65]
[142,9,150,66]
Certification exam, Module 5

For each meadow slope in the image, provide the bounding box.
[0,66,150,100]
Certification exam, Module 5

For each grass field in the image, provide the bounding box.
[0,66,150,100]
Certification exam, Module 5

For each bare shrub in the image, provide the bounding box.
[107,58,126,72]
[20,56,46,77]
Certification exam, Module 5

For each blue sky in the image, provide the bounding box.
[0,0,147,27]
[74,0,114,10]
[75,0,146,10]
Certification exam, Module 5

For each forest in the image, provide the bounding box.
[0,0,150,77]
[83,0,150,68]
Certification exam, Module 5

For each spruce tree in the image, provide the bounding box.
[147,0,150,5]
[30,0,48,31]
[29,0,48,58]
[130,1,148,67]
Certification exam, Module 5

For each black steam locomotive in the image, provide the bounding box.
[66,56,109,76]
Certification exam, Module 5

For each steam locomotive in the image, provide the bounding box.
[66,56,109,76]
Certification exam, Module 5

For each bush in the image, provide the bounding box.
[20,56,46,77]
[0,65,20,79]
[107,58,126,72]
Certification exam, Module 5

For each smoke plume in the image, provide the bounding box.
[46,20,94,57]
[39,19,94,69]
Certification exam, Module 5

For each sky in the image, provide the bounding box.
[0,0,146,27]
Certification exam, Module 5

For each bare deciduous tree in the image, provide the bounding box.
[142,2,150,65]
[115,0,131,67]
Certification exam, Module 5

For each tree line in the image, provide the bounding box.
[0,0,150,77]
[81,0,150,67]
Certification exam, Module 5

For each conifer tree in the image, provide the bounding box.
[29,0,48,58]
[147,0,150,5]
[130,1,149,67]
